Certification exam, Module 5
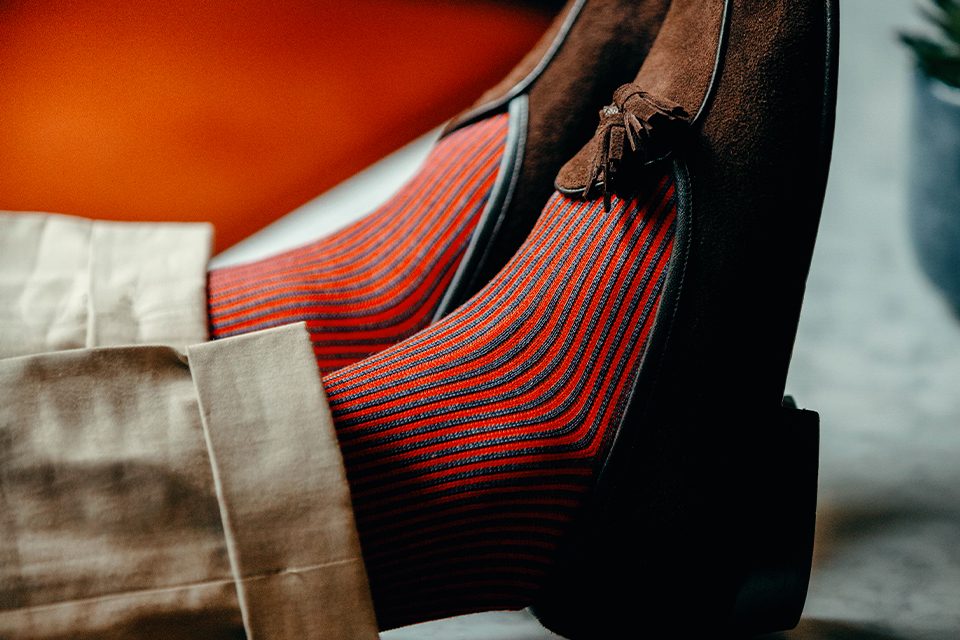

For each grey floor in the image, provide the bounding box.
[382,2,960,639]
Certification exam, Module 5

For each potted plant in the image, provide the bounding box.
[903,0,960,313]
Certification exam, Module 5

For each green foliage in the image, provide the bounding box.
[902,0,960,87]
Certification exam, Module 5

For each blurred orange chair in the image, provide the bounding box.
[0,0,554,251]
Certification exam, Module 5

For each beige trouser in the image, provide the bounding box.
[0,213,379,639]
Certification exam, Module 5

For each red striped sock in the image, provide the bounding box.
[322,171,677,628]
[208,113,509,373]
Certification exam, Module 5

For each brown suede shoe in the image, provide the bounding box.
[433,0,671,318]
[532,0,838,636]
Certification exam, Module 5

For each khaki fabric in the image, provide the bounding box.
[0,323,379,640]
[0,212,212,358]
[0,212,379,639]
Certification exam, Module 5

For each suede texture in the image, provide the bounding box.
[554,0,724,192]
[533,1,838,636]
[438,0,672,311]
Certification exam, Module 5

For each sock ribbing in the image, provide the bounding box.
[323,172,677,628]
[208,113,509,373]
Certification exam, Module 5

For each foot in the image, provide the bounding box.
[208,114,509,373]
[322,171,676,628]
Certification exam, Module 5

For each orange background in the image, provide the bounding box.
[0,1,552,251]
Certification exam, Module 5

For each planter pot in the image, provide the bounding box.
[909,70,960,314]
